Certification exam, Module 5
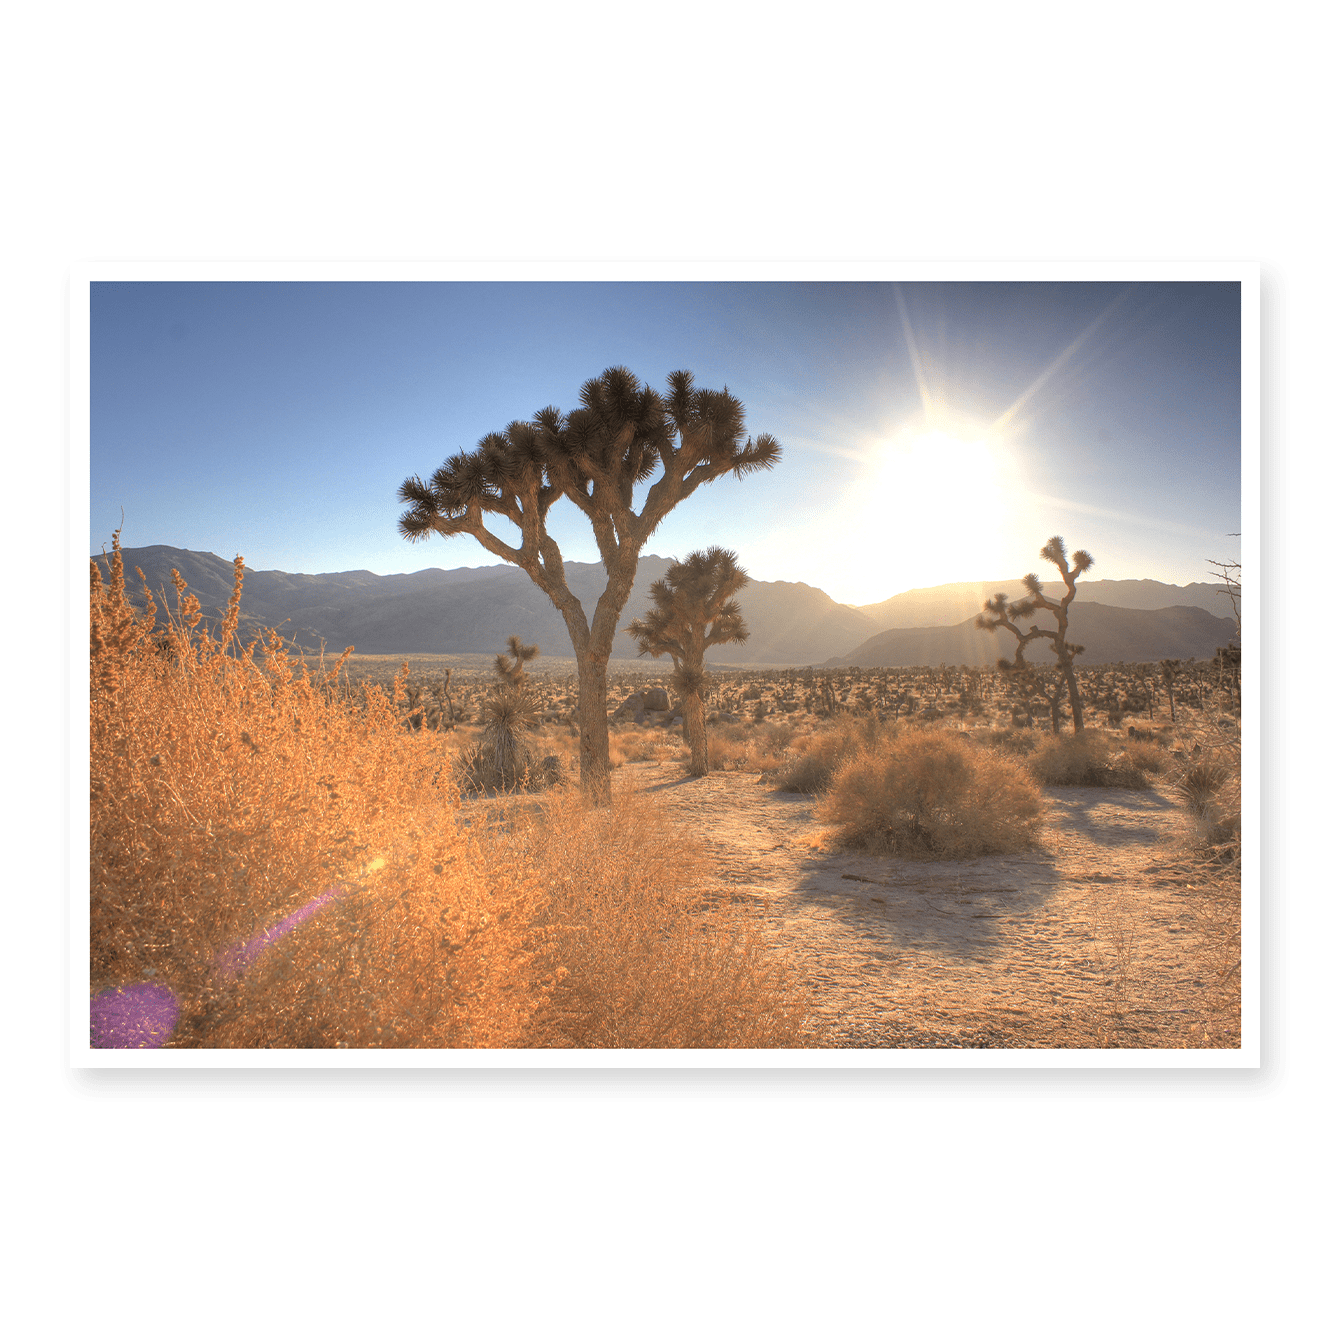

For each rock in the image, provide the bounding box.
[611,690,648,720]
[642,687,671,712]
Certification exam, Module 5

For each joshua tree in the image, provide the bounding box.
[399,367,780,805]
[625,547,750,776]
[976,536,1093,733]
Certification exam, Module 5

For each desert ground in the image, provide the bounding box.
[616,766,1237,1049]
[426,654,1241,1051]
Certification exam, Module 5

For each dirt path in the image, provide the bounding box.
[623,765,1240,1049]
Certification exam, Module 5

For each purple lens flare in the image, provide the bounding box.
[214,883,349,980]
[90,879,356,1048]
[90,983,182,1049]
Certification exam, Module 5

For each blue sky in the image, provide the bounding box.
[90,278,1242,606]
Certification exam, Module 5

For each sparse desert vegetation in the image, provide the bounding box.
[90,534,1242,1051]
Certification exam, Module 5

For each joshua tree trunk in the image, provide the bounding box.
[576,648,613,804]
[681,690,708,777]
[1058,652,1085,733]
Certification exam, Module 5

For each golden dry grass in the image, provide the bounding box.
[487,788,811,1048]
[90,534,803,1048]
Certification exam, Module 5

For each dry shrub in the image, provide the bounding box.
[90,535,549,1048]
[490,788,811,1048]
[608,725,687,767]
[975,726,1042,757]
[1177,756,1240,851]
[702,719,799,774]
[744,720,799,774]
[1026,733,1152,789]
[776,715,885,793]
[1122,738,1168,773]
[817,731,1042,859]
[703,722,750,771]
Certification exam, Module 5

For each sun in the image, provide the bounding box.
[862,425,1009,589]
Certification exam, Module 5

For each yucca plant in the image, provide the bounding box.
[460,636,552,792]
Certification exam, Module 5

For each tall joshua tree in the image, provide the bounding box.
[975,536,1094,733]
[625,547,750,777]
[398,367,780,804]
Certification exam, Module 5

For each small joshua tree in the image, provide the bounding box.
[976,536,1094,734]
[624,547,750,777]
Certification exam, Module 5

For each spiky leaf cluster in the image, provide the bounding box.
[397,367,781,565]
[493,635,540,687]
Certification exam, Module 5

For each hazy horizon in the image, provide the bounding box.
[89,537,1231,617]
[89,274,1244,605]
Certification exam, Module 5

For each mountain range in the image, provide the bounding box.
[91,544,1239,668]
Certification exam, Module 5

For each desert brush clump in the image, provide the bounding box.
[90,532,549,1047]
[817,730,1043,859]
[485,787,813,1047]
[1121,738,1169,774]
[776,715,886,793]
[1177,757,1240,848]
[1026,733,1152,789]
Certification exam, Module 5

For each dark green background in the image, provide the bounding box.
[18,5,1308,1324]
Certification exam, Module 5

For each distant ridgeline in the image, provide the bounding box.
[93,545,1238,668]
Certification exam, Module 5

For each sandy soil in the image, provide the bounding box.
[622,765,1240,1049]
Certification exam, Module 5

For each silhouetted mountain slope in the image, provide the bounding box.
[91,545,1236,668]
[827,602,1238,668]
[91,546,878,664]
[849,578,1234,632]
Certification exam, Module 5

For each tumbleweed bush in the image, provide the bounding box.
[818,730,1043,859]
[776,715,885,793]
[1026,733,1152,789]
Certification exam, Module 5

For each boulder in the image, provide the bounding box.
[642,687,671,712]
[611,691,648,720]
